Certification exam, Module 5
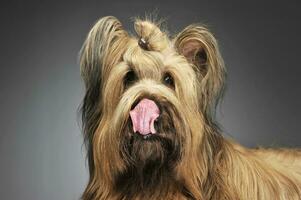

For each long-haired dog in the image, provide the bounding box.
[79,16,301,200]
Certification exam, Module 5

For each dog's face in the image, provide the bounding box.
[80,16,225,198]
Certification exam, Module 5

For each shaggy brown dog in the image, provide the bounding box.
[79,16,301,200]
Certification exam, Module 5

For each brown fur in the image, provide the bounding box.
[79,16,301,200]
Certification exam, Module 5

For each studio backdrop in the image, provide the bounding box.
[0,0,300,200]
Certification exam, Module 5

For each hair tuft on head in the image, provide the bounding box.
[134,18,169,51]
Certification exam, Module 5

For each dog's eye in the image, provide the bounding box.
[163,73,174,88]
[124,70,137,87]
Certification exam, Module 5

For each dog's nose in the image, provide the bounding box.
[129,98,160,135]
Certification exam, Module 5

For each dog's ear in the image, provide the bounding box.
[79,16,128,181]
[173,25,226,117]
[80,16,129,89]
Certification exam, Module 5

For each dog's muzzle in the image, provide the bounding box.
[129,98,160,136]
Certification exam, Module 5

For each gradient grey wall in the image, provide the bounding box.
[0,0,300,199]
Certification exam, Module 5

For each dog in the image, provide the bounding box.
[79,16,301,200]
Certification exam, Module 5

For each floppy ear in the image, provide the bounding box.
[79,16,128,181]
[173,25,226,117]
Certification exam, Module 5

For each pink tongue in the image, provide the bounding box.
[129,98,160,135]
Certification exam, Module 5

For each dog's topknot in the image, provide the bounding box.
[134,19,169,52]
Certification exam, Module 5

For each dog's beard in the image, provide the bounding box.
[122,102,182,165]
[115,101,185,195]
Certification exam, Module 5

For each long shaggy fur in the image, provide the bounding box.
[79,16,301,200]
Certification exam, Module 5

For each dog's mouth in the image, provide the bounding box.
[129,98,160,136]
[127,114,161,140]
[123,117,179,163]
[126,97,179,140]
[119,99,183,181]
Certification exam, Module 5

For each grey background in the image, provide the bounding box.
[0,0,300,199]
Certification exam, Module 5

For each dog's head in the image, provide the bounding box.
[80,16,225,199]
